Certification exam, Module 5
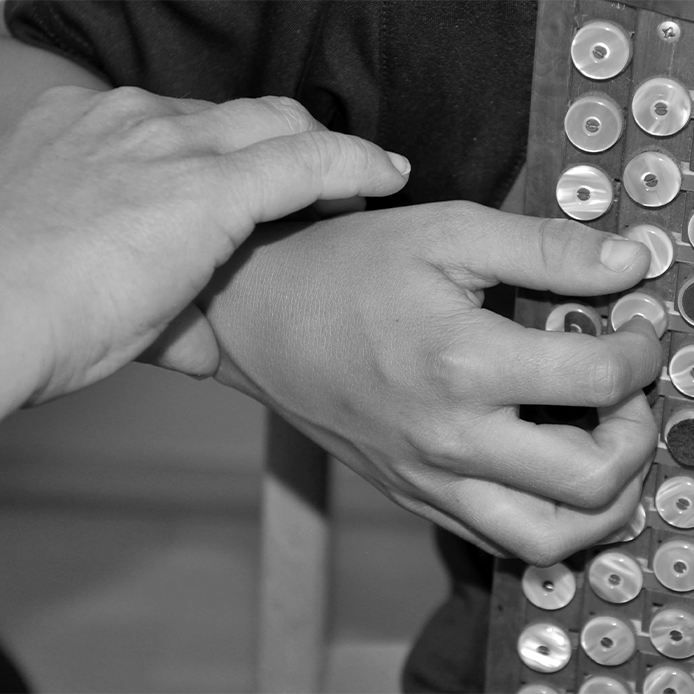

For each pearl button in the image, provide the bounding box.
[571,21,631,80]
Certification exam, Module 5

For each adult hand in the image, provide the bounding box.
[203,203,662,564]
[0,86,409,411]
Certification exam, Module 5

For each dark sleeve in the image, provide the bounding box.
[3,1,321,102]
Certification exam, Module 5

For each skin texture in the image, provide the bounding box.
[0,83,408,415]
[0,36,663,564]
[201,208,661,564]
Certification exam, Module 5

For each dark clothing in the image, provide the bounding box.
[4,2,537,691]
[5,0,536,209]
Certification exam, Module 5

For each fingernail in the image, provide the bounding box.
[386,151,411,177]
[600,237,642,271]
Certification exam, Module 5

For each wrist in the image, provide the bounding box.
[0,278,52,419]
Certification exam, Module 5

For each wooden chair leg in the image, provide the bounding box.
[257,411,331,694]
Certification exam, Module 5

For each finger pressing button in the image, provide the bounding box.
[621,225,673,278]
[610,292,668,338]
[597,503,647,545]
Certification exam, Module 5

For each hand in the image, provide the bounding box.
[0,87,408,410]
[203,203,662,565]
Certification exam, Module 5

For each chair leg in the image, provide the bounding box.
[257,411,331,694]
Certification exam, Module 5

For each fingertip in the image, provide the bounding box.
[615,314,659,338]
[385,151,411,178]
[600,236,650,274]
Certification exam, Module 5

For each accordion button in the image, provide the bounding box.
[677,277,694,327]
[518,685,560,694]
[578,676,630,694]
[664,410,694,467]
[597,503,647,545]
[623,151,681,207]
[656,476,694,528]
[644,667,694,694]
[621,224,673,278]
[517,623,571,673]
[653,539,694,592]
[565,94,623,152]
[545,302,602,335]
[556,165,613,220]
[588,551,643,603]
[571,20,631,80]
[522,563,576,610]
[669,345,694,398]
[580,615,635,666]
[610,292,667,338]
[632,77,691,137]
[649,606,694,658]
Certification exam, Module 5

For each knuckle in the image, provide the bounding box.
[534,218,584,279]
[517,532,569,567]
[85,86,161,125]
[261,96,315,134]
[573,463,620,509]
[584,345,629,405]
[124,115,187,152]
[403,418,469,467]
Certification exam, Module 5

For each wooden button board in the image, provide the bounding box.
[487,2,694,692]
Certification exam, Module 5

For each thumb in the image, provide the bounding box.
[457,206,652,296]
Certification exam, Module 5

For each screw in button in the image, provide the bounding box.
[580,615,636,666]
[623,151,681,207]
[571,21,631,80]
[649,606,694,659]
[653,539,694,592]
[565,94,623,153]
[588,551,643,603]
[545,303,602,336]
[522,564,576,610]
[669,345,694,399]
[632,77,691,137]
[517,623,572,673]
[656,476,694,527]
[556,165,613,221]
[578,676,630,694]
[643,666,694,694]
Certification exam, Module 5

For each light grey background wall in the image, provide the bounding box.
[0,364,447,693]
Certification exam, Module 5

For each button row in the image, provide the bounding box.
[518,607,694,674]
[555,152,683,220]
